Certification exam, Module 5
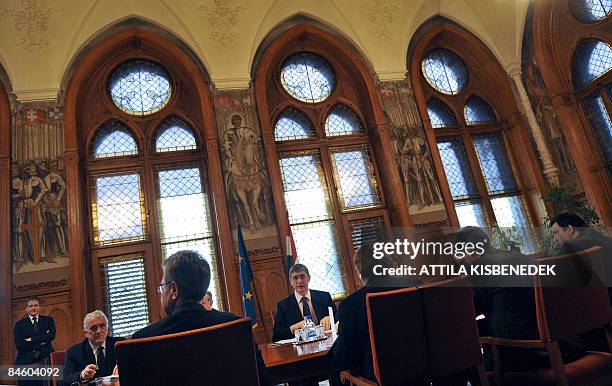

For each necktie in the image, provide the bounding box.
[97,346,106,375]
[301,297,317,324]
[32,317,38,333]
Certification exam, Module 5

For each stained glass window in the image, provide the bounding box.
[572,39,612,89]
[582,92,612,173]
[279,152,347,298]
[437,138,478,199]
[464,96,497,125]
[325,104,364,136]
[156,118,197,152]
[91,121,138,158]
[473,133,518,194]
[421,48,468,95]
[274,108,315,141]
[427,99,457,128]
[570,0,612,23]
[91,172,147,246]
[280,53,335,103]
[100,253,150,337]
[454,201,487,228]
[330,146,383,210]
[156,166,220,307]
[108,60,172,116]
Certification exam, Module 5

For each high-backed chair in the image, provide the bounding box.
[50,350,65,386]
[115,318,260,386]
[340,282,489,386]
[420,277,489,385]
[481,247,612,386]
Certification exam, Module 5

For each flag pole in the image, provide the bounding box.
[236,218,269,341]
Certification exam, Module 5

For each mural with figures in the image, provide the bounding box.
[214,90,277,240]
[11,157,68,272]
[11,102,69,274]
[379,80,445,215]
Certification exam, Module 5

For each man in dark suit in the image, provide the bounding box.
[13,296,56,386]
[456,226,585,371]
[61,310,124,386]
[272,264,337,342]
[130,250,270,385]
[551,212,612,352]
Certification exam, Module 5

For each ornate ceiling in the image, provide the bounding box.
[0,0,529,101]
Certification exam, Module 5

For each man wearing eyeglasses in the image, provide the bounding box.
[61,310,124,386]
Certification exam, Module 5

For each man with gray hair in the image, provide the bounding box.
[61,310,124,385]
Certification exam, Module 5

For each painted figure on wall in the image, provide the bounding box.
[392,123,443,208]
[222,114,272,230]
[12,158,69,271]
[525,53,575,178]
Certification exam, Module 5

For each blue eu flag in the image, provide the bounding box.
[238,223,257,326]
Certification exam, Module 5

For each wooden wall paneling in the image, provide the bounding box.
[532,1,612,225]
[0,72,12,365]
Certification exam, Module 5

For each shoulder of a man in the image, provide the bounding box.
[107,336,126,346]
[310,289,332,300]
[65,338,87,356]
[208,309,240,323]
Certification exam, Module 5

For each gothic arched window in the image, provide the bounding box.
[81,53,223,336]
[256,26,398,299]
[412,26,538,254]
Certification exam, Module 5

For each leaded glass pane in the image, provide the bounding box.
[157,167,213,244]
[274,108,315,141]
[572,39,612,89]
[280,53,335,103]
[421,48,468,95]
[349,217,387,252]
[100,253,150,337]
[91,121,138,159]
[582,92,612,167]
[491,195,536,254]
[156,118,197,152]
[570,0,611,23]
[291,221,347,298]
[279,153,332,223]
[464,96,496,125]
[473,133,519,194]
[91,172,146,246]
[427,99,457,128]
[437,138,478,199]
[107,60,172,116]
[161,239,221,310]
[455,201,488,228]
[325,105,364,137]
[330,146,383,210]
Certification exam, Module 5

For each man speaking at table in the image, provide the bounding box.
[272,263,337,341]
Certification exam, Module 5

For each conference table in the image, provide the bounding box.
[260,335,337,384]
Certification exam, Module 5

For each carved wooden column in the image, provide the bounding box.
[507,64,560,186]
[0,86,11,364]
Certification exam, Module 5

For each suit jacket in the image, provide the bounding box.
[272,289,337,342]
[13,314,56,365]
[559,229,612,304]
[131,302,270,386]
[471,249,584,370]
[61,336,125,386]
[332,286,389,382]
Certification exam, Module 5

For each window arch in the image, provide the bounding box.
[255,24,406,298]
[464,96,497,125]
[411,21,539,253]
[64,27,231,336]
[155,117,198,152]
[90,120,139,158]
[532,1,612,224]
[427,99,457,128]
